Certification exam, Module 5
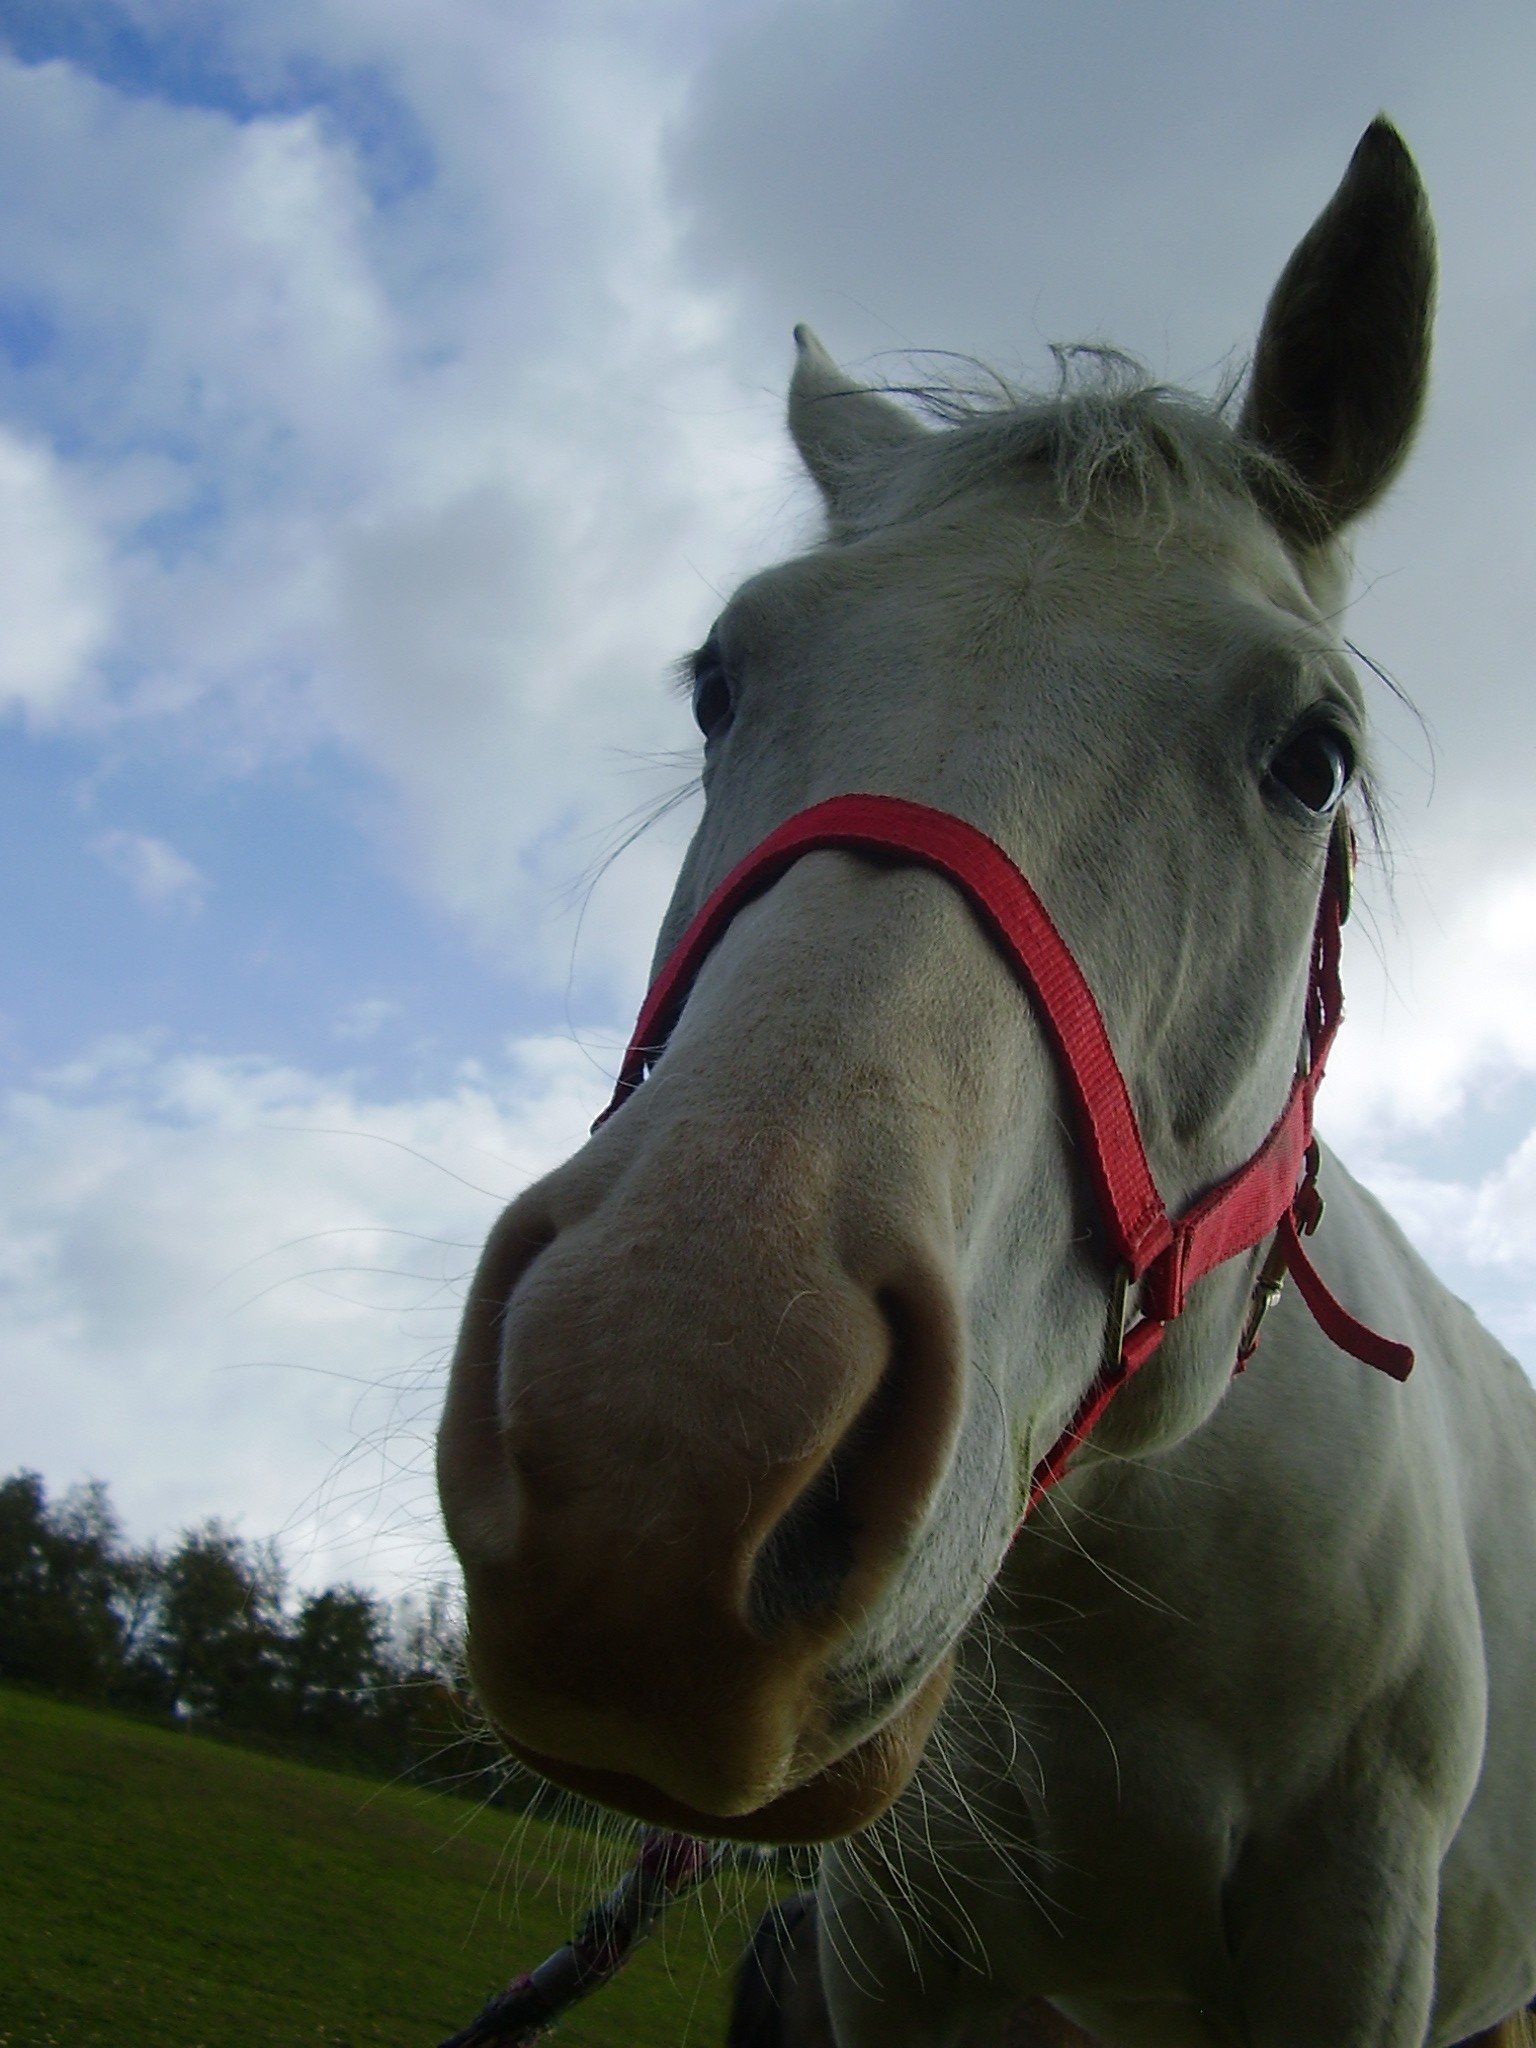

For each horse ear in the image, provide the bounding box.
[1240,119,1436,541]
[789,325,924,509]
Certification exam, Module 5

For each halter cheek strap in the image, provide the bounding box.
[594,793,1412,1518]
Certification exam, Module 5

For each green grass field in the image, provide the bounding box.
[0,1684,773,2048]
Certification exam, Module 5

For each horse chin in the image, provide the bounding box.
[502,1655,954,1845]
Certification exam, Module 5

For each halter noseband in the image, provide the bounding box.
[594,793,1412,1519]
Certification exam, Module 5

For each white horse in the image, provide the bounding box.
[437,122,1536,2047]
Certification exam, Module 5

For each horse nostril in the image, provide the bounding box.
[747,1448,861,1636]
[745,1283,947,1637]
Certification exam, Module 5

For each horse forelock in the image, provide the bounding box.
[816,345,1318,548]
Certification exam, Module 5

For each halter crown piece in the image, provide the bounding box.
[595,793,1413,1519]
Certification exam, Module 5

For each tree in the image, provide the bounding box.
[287,1586,391,1741]
[112,1541,167,1705]
[0,1471,54,1684]
[153,1522,287,1728]
[0,1471,133,1699]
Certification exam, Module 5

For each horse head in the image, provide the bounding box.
[437,121,1434,1844]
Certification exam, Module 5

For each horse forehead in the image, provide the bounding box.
[782,505,1327,705]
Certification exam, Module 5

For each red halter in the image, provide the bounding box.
[595,794,1412,1518]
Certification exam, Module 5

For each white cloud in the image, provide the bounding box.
[0,59,393,462]
[1348,1129,1536,1359]
[0,34,790,1001]
[333,997,399,1042]
[0,1032,602,1593]
[90,830,210,915]
[1323,856,1536,1151]
[0,424,111,718]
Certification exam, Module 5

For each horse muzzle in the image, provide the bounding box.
[436,1116,967,1839]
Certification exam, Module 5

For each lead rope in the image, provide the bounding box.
[435,1831,733,2047]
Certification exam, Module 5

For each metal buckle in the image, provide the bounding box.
[1237,1237,1289,1365]
[1104,1264,1134,1376]
[1236,1143,1327,1369]
[1331,809,1354,926]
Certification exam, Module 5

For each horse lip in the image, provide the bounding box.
[501,1654,954,1845]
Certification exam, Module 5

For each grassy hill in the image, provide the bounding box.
[0,1684,775,2048]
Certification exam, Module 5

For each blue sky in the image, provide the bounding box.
[3,0,1535,1593]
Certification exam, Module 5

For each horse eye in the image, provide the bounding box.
[691,638,735,742]
[1267,727,1353,814]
